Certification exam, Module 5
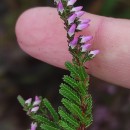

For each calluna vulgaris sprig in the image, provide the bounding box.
[18,0,99,130]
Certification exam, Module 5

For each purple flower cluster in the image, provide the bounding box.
[25,96,41,130]
[56,0,99,58]
[25,96,41,113]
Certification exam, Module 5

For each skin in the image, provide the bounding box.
[15,7,130,88]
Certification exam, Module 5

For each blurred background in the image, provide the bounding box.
[0,0,130,130]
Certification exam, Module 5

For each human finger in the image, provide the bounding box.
[15,7,130,88]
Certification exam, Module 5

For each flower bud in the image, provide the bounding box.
[80,36,93,43]
[31,122,37,130]
[67,0,77,6]
[68,24,76,37]
[31,106,39,113]
[67,14,77,25]
[33,96,41,106]
[75,11,85,18]
[81,43,91,52]
[89,50,100,58]
[71,6,83,12]
[77,23,89,30]
[25,98,32,106]
[57,1,64,14]
[69,37,78,49]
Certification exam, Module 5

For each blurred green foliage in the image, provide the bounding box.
[100,0,130,18]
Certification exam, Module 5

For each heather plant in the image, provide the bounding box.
[18,0,99,130]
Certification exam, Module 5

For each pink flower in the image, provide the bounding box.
[81,43,91,52]
[67,0,77,6]
[33,96,41,106]
[75,11,85,18]
[89,50,100,58]
[69,37,78,49]
[68,24,76,37]
[80,36,93,43]
[25,98,32,106]
[71,6,83,12]
[67,14,77,25]
[31,122,37,130]
[76,23,89,30]
[31,106,39,113]
[57,1,64,14]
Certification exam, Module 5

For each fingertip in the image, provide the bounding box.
[15,6,130,88]
[15,7,72,68]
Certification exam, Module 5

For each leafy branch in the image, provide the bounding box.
[18,0,99,130]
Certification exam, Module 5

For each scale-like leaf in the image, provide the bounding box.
[61,99,83,121]
[61,99,75,115]
[85,95,93,115]
[63,75,78,88]
[65,62,79,78]
[41,124,60,130]
[59,109,79,128]
[78,81,87,96]
[43,98,59,122]
[59,83,81,105]
[78,66,87,81]
[84,114,93,127]
[59,120,75,130]
[17,95,25,107]
[71,103,84,122]
[32,115,58,128]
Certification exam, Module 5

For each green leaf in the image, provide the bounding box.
[63,75,78,88]
[43,98,59,122]
[61,99,75,115]
[78,66,87,81]
[78,81,87,96]
[85,95,93,115]
[32,115,58,128]
[59,120,75,130]
[17,95,25,107]
[84,114,93,127]
[40,124,60,130]
[61,99,83,122]
[59,83,81,105]
[71,103,84,122]
[65,62,79,78]
[58,109,79,128]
